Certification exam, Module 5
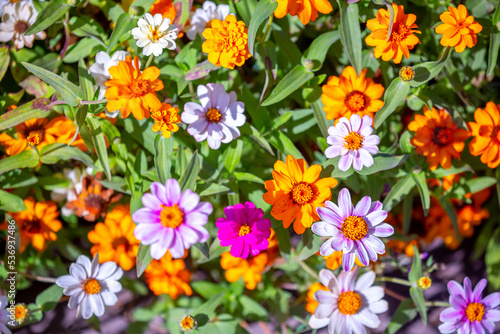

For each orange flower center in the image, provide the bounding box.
[131,79,149,97]
[417,276,432,290]
[85,194,103,214]
[26,132,41,146]
[14,304,29,324]
[291,182,314,205]
[491,125,500,143]
[180,315,196,331]
[14,20,29,34]
[433,127,454,146]
[465,302,485,322]
[391,23,411,42]
[83,278,101,295]
[206,108,222,122]
[151,107,178,128]
[112,236,130,250]
[160,204,184,228]
[344,91,366,112]
[456,19,470,29]
[341,216,368,241]
[239,224,251,236]
[337,291,362,315]
[20,219,41,234]
[344,132,363,150]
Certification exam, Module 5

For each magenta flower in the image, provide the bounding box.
[439,277,500,334]
[216,202,271,259]
[311,188,394,271]
[132,179,213,259]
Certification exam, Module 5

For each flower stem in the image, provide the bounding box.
[144,54,154,68]
[425,301,450,307]
[261,15,274,43]
[375,276,413,286]
[17,272,57,283]
[298,261,320,281]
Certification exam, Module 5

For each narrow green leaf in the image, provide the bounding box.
[487,1,500,76]
[408,245,421,282]
[429,164,473,178]
[297,235,324,261]
[35,284,64,312]
[78,58,95,101]
[374,78,411,128]
[465,176,497,194]
[0,169,37,189]
[441,196,459,238]
[224,139,243,174]
[193,242,210,259]
[0,46,9,82]
[191,281,226,299]
[235,0,258,26]
[0,149,40,175]
[274,225,291,258]
[312,100,332,138]
[233,172,264,184]
[383,173,416,212]
[198,183,231,196]
[357,154,408,175]
[409,287,427,325]
[239,295,268,318]
[25,0,71,35]
[402,193,413,236]
[153,135,174,184]
[87,117,111,180]
[262,65,315,106]
[399,130,413,154]
[411,171,430,216]
[0,101,52,131]
[247,0,278,56]
[338,1,362,75]
[107,13,135,52]
[409,47,452,87]
[0,190,27,212]
[136,243,153,278]
[384,299,418,334]
[193,292,226,325]
[485,226,500,290]
[39,143,96,168]
[178,150,199,191]
[302,31,340,71]
[268,131,305,160]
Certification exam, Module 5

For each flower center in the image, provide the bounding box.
[465,302,485,322]
[456,19,470,29]
[399,66,415,81]
[112,236,130,250]
[432,127,453,146]
[130,79,149,97]
[83,278,101,295]
[391,23,411,42]
[21,219,41,234]
[26,132,41,146]
[491,125,500,143]
[344,132,363,150]
[160,204,184,228]
[239,224,251,236]
[341,216,369,241]
[151,108,178,127]
[14,304,29,324]
[344,91,367,112]
[85,194,103,214]
[180,315,197,331]
[291,182,314,205]
[149,27,164,42]
[337,291,362,315]
[14,20,29,34]
[206,108,222,123]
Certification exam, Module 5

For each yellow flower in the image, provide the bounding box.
[14,303,29,325]
[274,0,333,25]
[151,103,181,138]
[435,5,482,53]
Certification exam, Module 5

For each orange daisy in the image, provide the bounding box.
[4,197,62,253]
[365,4,421,64]
[435,5,482,53]
[144,252,192,299]
[104,55,164,120]
[408,106,470,170]
[151,102,181,138]
[263,155,337,234]
[274,0,333,26]
[468,102,500,168]
[150,0,177,22]
[321,66,384,121]
[202,15,251,69]
[305,282,328,314]
[88,204,140,271]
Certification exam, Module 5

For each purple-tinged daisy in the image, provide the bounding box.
[311,188,393,271]
[309,268,388,334]
[325,114,379,171]
[181,83,246,150]
[132,179,212,259]
[439,277,500,334]
[216,202,271,259]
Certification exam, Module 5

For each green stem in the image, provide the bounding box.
[375,276,413,287]
[80,99,108,105]
[298,261,320,281]
[425,301,450,307]
[17,272,57,283]
[261,14,274,43]
[144,54,154,68]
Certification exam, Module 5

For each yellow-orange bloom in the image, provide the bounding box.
[408,106,470,170]
[263,155,337,234]
[274,0,333,25]
[365,4,421,64]
[105,55,163,120]
[144,252,192,299]
[150,0,176,22]
[151,103,181,138]
[305,282,328,314]
[323,250,364,270]
[202,15,251,69]
[321,66,384,121]
[4,197,62,253]
[88,204,140,271]
[468,102,500,168]
[435,5,482,53]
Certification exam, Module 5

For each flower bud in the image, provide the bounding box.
[399,66,415,82]
[179,314,197,332]
[417,276,432,290]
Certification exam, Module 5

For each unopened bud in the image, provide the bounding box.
[179,314,197,332]
[417,276,432,290]
[399,66,415,82]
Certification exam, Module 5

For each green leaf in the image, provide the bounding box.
[337,1,362,75]
[0,101,52,131]
[399,130,413,154]
[297,235,324,261]
[409,47,452,87]
[107,13,136,52]
[35,284,64,312]
[302,31,340,71]
[465,177,497,194]
[233,172,264,184]
[136,243,153,278]
[487,1,500,76]
[408,245,421,282]
[193,292,226,326]
[247,0,277,56]
[224,139,243,174]
[274,225,291,259]
[87,117,111,180]
[25,0,71,36]
[239,295,268,319]
[441,196,459,238]
[262,65,315,106]
[0,169,37,188]
[357,154,408,175]
[64,38,102,63]
[198,183,231,196]
[153,134,173,184]
[0,149,40,175]
[384,299,418,334]
[383,173,416,212]
[79,58,96,101]
[178,150,200,191]
[0,190,26,212]
[485,226,500,290]
[409,287,427,325]
[374,78,411,128]
[39,143,96,168]
[411,170,430,216]
[0,46,9,82]
[193,242,210,259]
[191,281,226,300]
[268,131,305,160]
[235,0,258,26]
[22,62,84,106]
[429,164,473,178]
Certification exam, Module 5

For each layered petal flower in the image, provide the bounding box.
[468,102,500,168]
[435,5,482,53]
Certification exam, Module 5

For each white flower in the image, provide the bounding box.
[51,167,93,216]
[0,0,32,16]
[309,268,388,334]
[132,13,177,57]
[0,2,45,49]
[186,1,230,40]
[56,254,123,320]
[181,83,246,150]
[0,296,11,334]
[89,51,128,100]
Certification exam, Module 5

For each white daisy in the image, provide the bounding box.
[0,296,11,334]
[181,83,246,150]
[0,2,45,49]
[309,268,388,334]
[56,254,123,320]
[89,51,128,100]
[0,0,32,16]
[186,0,230,40]
[131,13,177,57]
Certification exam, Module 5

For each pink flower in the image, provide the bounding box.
[216,202,271,259]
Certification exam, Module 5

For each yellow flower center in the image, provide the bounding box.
[26,132,41,146]
[399,66,415,81]
[391,23,411,42]
[337,291,362,315]
[130,79,149,97]
[149,27,165,42]
[417,276,432,290]
[239,224,251,236]
[14,304,29,324]
[344,132,363,150]
[433,127,453,146]
[179,315,197,331]
[456,19,470,29]
[465,302,485,322]
[160,204,184,228]
[206,108,222,123]
[344,91,366,112]
[341,216,368,241]
[291,182,314,205]
[83,278,101,295]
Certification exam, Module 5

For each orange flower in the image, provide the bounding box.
[323,250,364,270]
[88,204,140,271]
[386,239,419,258]
[305,282,328,314]
[428,173,461,191]
[457,205,489,238]
[144,252,192,298]
[263,155,337,234]
[220,229,278,290]
[365,4,421,64]
[321,66,385,121]
[0,116,86,156]
[274,0,333,25]
[408,106,470,170]
[468,102,500,168]
[105,55,164,120]
[151,103,181,138]
[150,0,176,22]
[435,5,482,53]
[4,197,62,253]
[202,15,251,69]
[65,175,122,222]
